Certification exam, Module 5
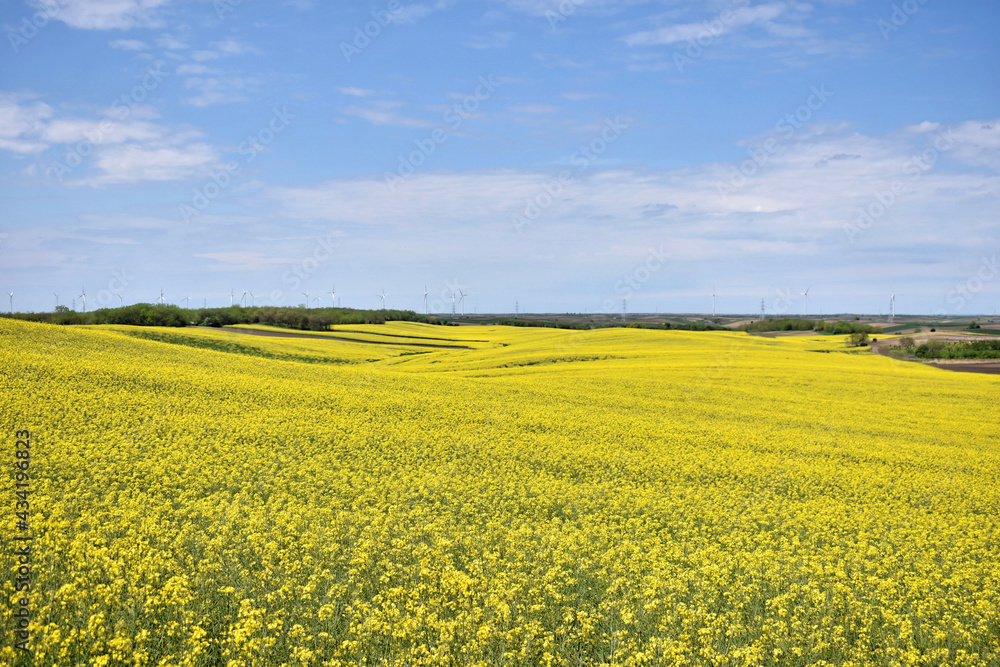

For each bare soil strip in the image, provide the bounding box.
[927,363,1000,375]
[196,327,473,349]
[332,328,488,343]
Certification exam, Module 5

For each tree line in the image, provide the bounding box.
[741,319,881,334]
[1,305,446,329]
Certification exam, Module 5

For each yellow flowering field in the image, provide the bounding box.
[1,319,998,666]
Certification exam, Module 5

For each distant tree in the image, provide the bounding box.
[847,332,870,347]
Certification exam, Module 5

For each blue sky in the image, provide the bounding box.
[1,0,998,316]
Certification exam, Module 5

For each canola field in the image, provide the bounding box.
[1,318,998,666]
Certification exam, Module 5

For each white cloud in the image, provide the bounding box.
[0,92,221,184]
[493,0,640,17]
[390,1,456,24]
[509,104,559,114]
[917,121,1000,171]
[462,32,512,50]
[190,50,223,62]
[30,0,171,30]
[184,76,256,107]
[339,87,377,97]
[343,102,434,128]
[264,119,999,254]
[194,252,298,271]
[562,92,607,101]
[41,118,163,145]
[155,34,189,50]
[176,64,216,76]
[190,39,256,62]
[213,38,254,55]
[0,94,53,154]
[89,142,219,184]
[624,2,788,46]
[109,39,148,50]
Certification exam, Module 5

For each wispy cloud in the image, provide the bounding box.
[183,75,258,107]
[338,87,377,97]
[0,94,222,184]
[0,94,53,154]
[155,34,189,50]
[194,251,298,271]
[509,104,559,115]
[343,101,434,128]
[390,0,456,24]
[562,92,608,101]
[190,38,258,62]
[89,143,220,184]
[462,31,512,50]
[109,39,149,51]
[624,3,787,46]
[264,119,999,258]
[30,0,172,30]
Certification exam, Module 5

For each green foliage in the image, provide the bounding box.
[0,304,443,330]
[915,339,1000,360]
[846,332,870,347]
[92,304,188,327]
[742,319,881,335]
[1,304,187,326]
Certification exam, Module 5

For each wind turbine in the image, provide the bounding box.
[458,289,467,316]
[158,288,165,305]
[302,291,309,309]
[801,287,811,317]
[183,295,191,309]
[229,289,235,307]
[451,292,456,315]
[116,293,124,307]
[424,285,428,315]
[248,291,256,307]
[7,291,12,314]
[890,291,903,323]
[330,287,336,308]
[377,289,388,310]
[241,290,249,307]
[79,287,87,313]
[313,296,322,307]
[54,293,60,310]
